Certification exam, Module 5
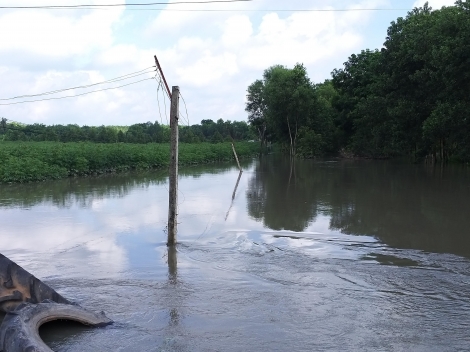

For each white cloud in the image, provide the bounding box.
[139,0,384,122]
[222,15,253,47]
[238,11,363,70]
[176,51,239,87]
[0,5,122,57]
[0,0,412,126]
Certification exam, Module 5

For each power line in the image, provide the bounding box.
[126,8,412,12]
[0,66,156,101]
[0,78,155,106]
[155,78,169,125]
[161,80,169,125]
[179,92,190,126]
[0,0,252,9]
[0,8,414,12]
[154,68,171,101]
[0,7,415,12]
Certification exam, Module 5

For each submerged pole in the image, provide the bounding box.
[168,86,180,246]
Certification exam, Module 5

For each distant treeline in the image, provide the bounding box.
[0,118,255,144]
[246,1,470,162]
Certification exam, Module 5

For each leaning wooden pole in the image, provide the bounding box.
[168,86,180,246]
[154,55,172,99]
[231,142,242,171]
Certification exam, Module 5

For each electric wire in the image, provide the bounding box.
[153,73,170,123]
[0,78,154,106]
[155,69,171,101]
[179,92,190,126]
[0,66,156,101]
[162,80,168,125]
[0,5,413,12]
[114,8,412,12]
[155,79,163,124]
[155,78,168,125]
[0,0,253,9]
[154,71,170,123]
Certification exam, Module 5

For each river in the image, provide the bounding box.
[0,157,469,351]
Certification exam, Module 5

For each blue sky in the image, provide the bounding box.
[0,0,457,126]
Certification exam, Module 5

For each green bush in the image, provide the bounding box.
[0,142,258,183]
[0,156,68,183]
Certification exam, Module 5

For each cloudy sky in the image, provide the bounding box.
[0,0,457,127]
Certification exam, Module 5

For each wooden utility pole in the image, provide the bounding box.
[154,54,179,246]
[167,86,180,246]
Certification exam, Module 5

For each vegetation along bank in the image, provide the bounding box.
[0,142,259,183]
[246,1,470,162]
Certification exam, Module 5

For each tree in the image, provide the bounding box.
[331,49,392,157]
[380,1,470,161]
[1,118,7,135]
[246,64,318,156]
[246,79,268,149]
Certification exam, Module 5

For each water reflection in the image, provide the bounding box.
[167,246,178,280]
[246,156,319,232]
[1,157,470,351]
[247,156,470,257]
[0,163,242,210]
[225,170,243,221]
[0,162,249,277]
[167,246,179,327]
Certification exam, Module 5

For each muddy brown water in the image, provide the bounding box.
[1,157,470,351]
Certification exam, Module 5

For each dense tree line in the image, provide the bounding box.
[0,118,254,144]
[246,1,470,162]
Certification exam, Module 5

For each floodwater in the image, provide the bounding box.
[1,157,470,351]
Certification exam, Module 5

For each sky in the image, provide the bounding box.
[0,0,457,127]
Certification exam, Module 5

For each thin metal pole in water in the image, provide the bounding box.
[168,86,180,246]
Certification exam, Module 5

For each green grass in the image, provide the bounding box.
[0,142,259,183]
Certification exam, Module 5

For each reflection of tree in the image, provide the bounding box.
[247,157,470,257]
[0,172,167,209]
[0,162,246,209]
[328,163,470,257]
[247,156,323,231]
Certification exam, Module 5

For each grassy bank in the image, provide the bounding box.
[0,142,259,183]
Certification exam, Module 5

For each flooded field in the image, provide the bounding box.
[1,157,470,351]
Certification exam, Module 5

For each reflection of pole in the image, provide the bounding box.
[167,245,177,280]
[231,143,242,171]
[287,157,294,194]
[168,86,180,246]
[232,170,243,200]
[225,170,243,221]
[167,246,179,326]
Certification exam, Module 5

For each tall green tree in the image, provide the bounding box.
[331,49,393,157]
[382,1,470,161]
[330,1,470,161]
[247,64,327,156]
[246,79,268,149]
[264,64,316,156]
